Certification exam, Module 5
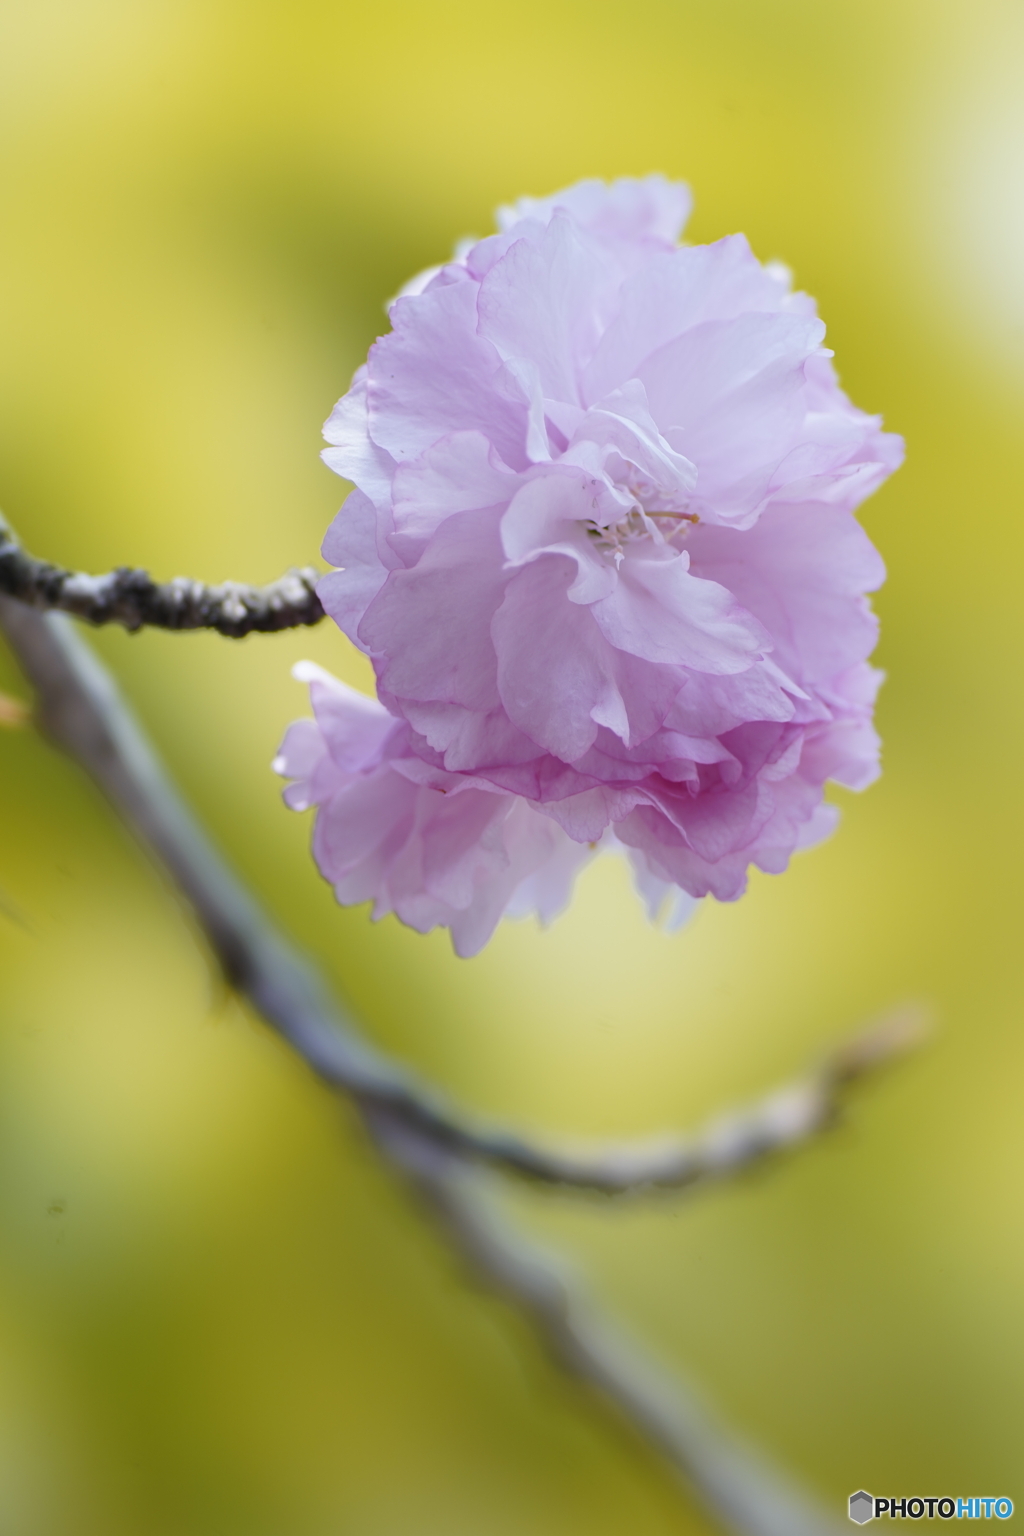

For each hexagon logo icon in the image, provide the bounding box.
[849,1490,874,1524]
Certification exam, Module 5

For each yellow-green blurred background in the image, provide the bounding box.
[0,1,1021,1530]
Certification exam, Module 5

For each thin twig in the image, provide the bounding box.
[0,517,324,636]
[0,593,918,1195]
[438,1008,924,1196]
[0,594,910,1536]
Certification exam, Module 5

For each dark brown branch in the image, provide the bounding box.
[0,517,324,636]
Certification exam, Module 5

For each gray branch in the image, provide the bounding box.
[0,593,917,1536]
[0,517,324,636]
[0,590,917,1196]
[371,1112,848,1536]
[438,1009,923,1196]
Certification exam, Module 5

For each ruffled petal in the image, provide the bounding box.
[687,502,884,685]
[583,234,801,404]
[637,311,828,524]
[368,278,533,470]
[318,489,401,651]
[477,212,611,404]
[360,508,506,710]
[590,542,770,672]
[299,177,900,952]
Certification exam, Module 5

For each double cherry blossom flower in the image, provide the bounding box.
[276,176,902,955]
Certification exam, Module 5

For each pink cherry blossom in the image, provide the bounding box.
[277,176,902,955]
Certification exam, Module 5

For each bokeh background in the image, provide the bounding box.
[0,1,1022,1531]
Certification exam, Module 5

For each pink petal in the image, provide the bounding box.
[638,312,827,523]
[477,213,610,405]
[318,489,401,651]
[687,503,884,685]
[591,544,770,672]
[368,278,533,470]
[360,508,506,710]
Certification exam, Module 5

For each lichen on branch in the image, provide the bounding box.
[0,518,325,637]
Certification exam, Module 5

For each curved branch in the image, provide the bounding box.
[371,1112,848,1536]
[466,1009,924,1194]
[0,594,912,1536]
[0,588,919,1196]
[0,518,324,636]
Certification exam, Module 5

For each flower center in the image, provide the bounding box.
[586,508,699,558]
